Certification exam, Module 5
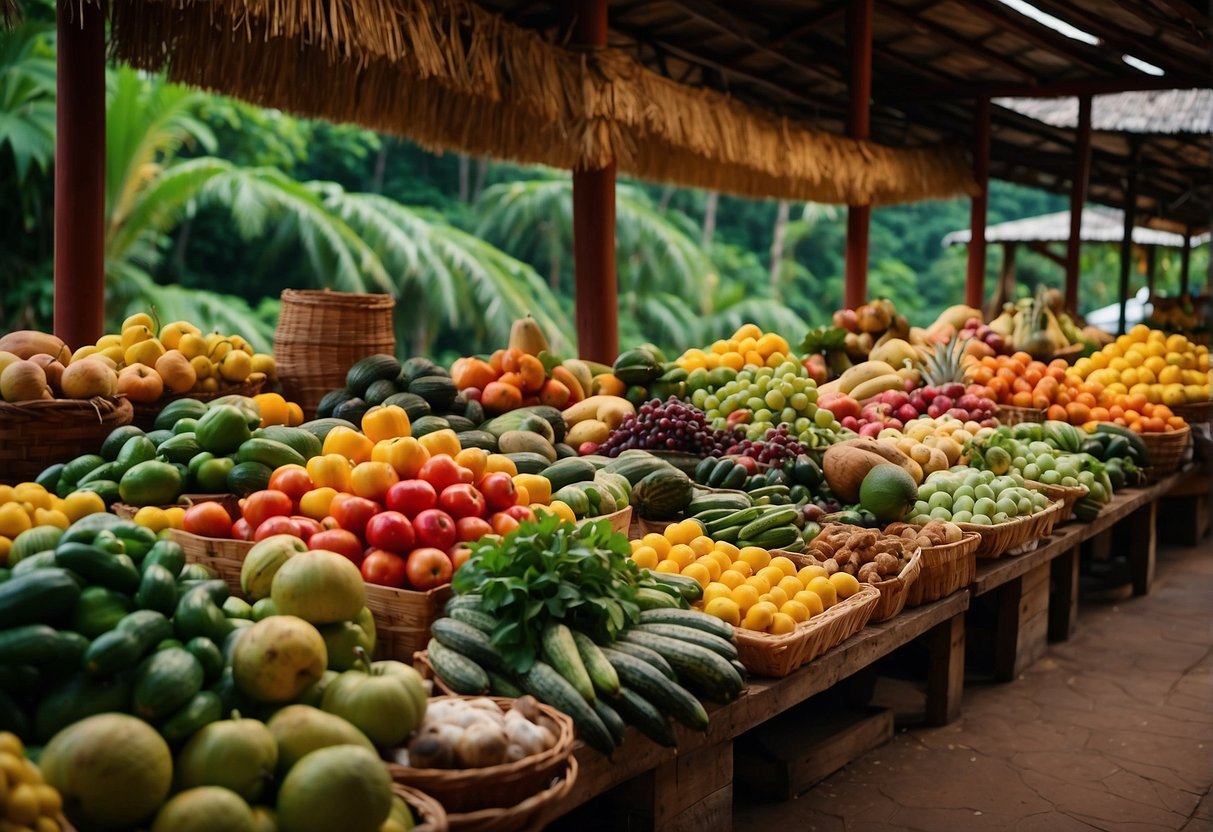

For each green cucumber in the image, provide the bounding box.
[571,630,620,699]
[642,571,703,603]
[635,587,680,610]
[592,697,626,747]
[636,623,738,660]
[600,647,708,731]
[541,624,595,704]
[184,637,224,684]
[705,506,762,534]
[83,609,173,676]
[447,608,496,633]
[0,569,81,629]
[637,608,735,642]
[690,508,736,526]
[54,543,140,594]
[712,524,743,543]
[431,618,501,672]
[136,564,179,615]
[621,630,743,704]
[159,690,223,743]
[737,506,800,539]
[611,687,677,747]
[34,672,132,743]
[71,587,134,638]
[520,660,614,754]
[132,646,205,721]
[741,526,800,550]
[685,491,752,514]
[0,625,81,665]
[486,671,525,699]
[427,639,489,695]
[606,641,676,680]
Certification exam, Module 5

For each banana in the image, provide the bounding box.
[847,373,906,402]
[837,360,899,394]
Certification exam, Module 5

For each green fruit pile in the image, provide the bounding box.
[688,362,843,443]
[909,469,1051,526]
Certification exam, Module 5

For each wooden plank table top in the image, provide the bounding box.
[560,591,970,812]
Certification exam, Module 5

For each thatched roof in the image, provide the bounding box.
[996,90,1213,135]
[942,208,1212,248]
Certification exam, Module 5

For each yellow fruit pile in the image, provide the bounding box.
[0,484,105,559]
[252,392,304,428]
[0,732,64,832]
[131,505,187,534]
[1070,326,1210,406]
[676,324,793,372]
[629,520,860,634]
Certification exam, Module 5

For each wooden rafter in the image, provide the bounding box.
[954,0,1125,76]
[766,1,847,49]
[877,2,1037,81]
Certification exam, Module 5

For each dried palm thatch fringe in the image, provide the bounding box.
[101,0,976,205]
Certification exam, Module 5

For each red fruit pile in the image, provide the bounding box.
[829,381,997,436]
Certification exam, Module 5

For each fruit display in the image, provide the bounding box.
[0,483,106,560]
[693,451,824,504]
[0,732,64,830]
[597,398,740,458]
[696,362,845,447]
[907,469,1053,526]
[561,394,635,452]
[965,352,1077,413]
[676,324,796,374]
[1069,325,1209,410]
[987,287,1103,358]
[829,299,912,363]
[800,523,919,584]
[429,515,743,752]
[392,695,561,769]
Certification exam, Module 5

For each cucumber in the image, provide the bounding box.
[11,551,59,577]
[34,672,132,743]
[705,506,762,534]
[694,456,716,484]
[141,540,186,577]
[427,639,489,695]
[621,630,743,704]
[592,697,626,747]
[730,659,749,683]
[0,569,81,629]
[638,608,736,642]
[542,458,597,491]
[609,641,676,680]
[713,524,743,543]
[136,564,179,616]
[686,491,751,514]
[520,660,614,754]
[635,588,679,610]
[571,631,620,698]
[721,465,748,489]
[71,586,133,638]
[636,623,738,660]
[689,508,736,525]
[741,526,800,550]
[447,608,497,633]
[737,506,800,539]
[504,452,552,475]
[443,595,484,615]
[486,671,525,699]
[184,637,225,684]
[132,647,205,721]
[642,570,703,603]
[707,458,736,488]
[0,625,80,666]
[159,690,223,743]
[55,543,140,594]
[600,647,708,731]
[611,687,677,747]
[83,609,173,676]
[431,618,501,672]
[541,624,595,704]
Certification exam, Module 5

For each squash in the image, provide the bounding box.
[823,443,900,503]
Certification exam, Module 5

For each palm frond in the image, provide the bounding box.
[0,20,54,182]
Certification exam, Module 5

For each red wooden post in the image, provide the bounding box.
[53,0,107,349]
[570,0,618,364]
[966,96,991,311]
[843,0,873,310]
[1064,95,1092,315]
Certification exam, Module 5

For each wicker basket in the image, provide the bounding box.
[393,784,449,832]
[1172,400,1211,426]
[168,529,252,592]
[130,377,264,431]
[904,533,980,606]
[952,497,1066,559]
[274,289,396,418]
[366,581,451,662]
[733,583,881,678]
[0,397,133,485]
[995,405,1045,426]
[867,550,922,623]
[577,505,632,536]
[385,696,575,815]
[443,756,577,832]
[1025,480,1087,520]
[1141,425,1191,477]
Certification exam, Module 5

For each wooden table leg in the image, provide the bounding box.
[613,740,733,831]
[993,562,1050,682]
[925,611,965,726]
[1118,500,1157,597]
[1048,544,1080,642]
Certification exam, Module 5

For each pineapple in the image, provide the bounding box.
[919,339,968,388]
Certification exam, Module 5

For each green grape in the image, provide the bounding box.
[691,389,708,408]
[794,417,811,434]
[704,394,720,410]
[780,407,798,424]
[746,397,765,411]
[764,389,786,410]
[789,392,809,411]
[753,408,773,423]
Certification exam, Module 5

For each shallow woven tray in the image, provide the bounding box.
[167,528,251,593]
[576,504,632,536]
[952,497,1066,559]
[995,404,1045,426]
[904,533,980,606]
[733,583,881,678]
[1141,425,1191,477]
[385,695,575,815]
[1024,480,1087,520]
[1172,400,1211,426]
[111,493,240,521]
[443,756,577,832]
[0,396,133,485]
[867,550,922,623]
[394,784,449,832]
[130,377,264,430]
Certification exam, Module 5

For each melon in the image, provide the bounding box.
[41,713,172,830]
[271,550,366,625]
[266,704,375,774]
[151,787,256,832]
[276,745,391,832]
[233,616,327,703]
[858,464,919,522]
[175,717,279,802]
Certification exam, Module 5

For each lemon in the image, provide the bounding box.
[631,545,659,570]
[682,563,711,588]
[654,559,681,574]
[797,565,828,584]
[164,506,186,530]
[133,506,172,534]
[806,576,838,609]
[745,574,771,595]
[642,533,671,557]
[756,565,786,588]
[737,546,771,571]
[668,544,697,570]
[689,535,714,557]
[12,484,50,511]
[742,600,777,631]
[777,576,805,598]
[729,560,753,578]
[829,572,862,599]
[704,597,741,627]
[61,490,105,522]
[696,555,722,582]
[703,582,733,604]
[664,519,702,546]
[707,550,733,572]
[714,540,739,559]
[730,583,760,612]
[717,569,746,590]
[768,612,797,635]
[780,600,811,623]
[0,503,31,539]
[768,555,797,576]
[33,508,69,530]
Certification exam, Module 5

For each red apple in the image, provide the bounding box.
[896,404,920,423]
[859,422,884,438]
[941,383,966,400]
[232,517,254,541]
[290,515,323,543]
[461,387,482,403]
[841,416,860,431]
[385,479,438,519]
[477,473,517,513]
[578,441,599,456]
[439,483,486,520]
[883,390,909,409]
[362,549,408,588]
[310,529,366,565]
[413,508,457,551]
[418,455,473,493]
[365,510,416,554]
[503,505,535,523]
[329,493,380,538]
[405,547,453,590]
[254,515,302,542]
[455,515,493,542]
[934,395,954,412]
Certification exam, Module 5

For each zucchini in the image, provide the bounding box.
[592,697,626,746]
[621,630,743,703]
[636,623,738,660]
[571,631,620,698]
[705,506,762,534]
[443,594,484,615]
[83,609,173,676]
[600,648,708,731]
[136,564,179,615]
[0,569,81,629]
[634,588,679,611]
[642,570,703,603]
[159,690,223,743]
[637,608,736,642]
[520,660,614,754]
[609,641,676,680]
[431,618,501,672]
[541,624,595,704]
[741,526,799,550]
[132,647,205,722]
[737,506,800,539]
[542,458,597,491]
[611,687,677,747]
[447,608,497,633]
[487,671,525,699]
[427,639,489,695]
[708,458,736,488]
[0,625,80,666]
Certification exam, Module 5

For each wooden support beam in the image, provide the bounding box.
[767,1,847,49]
[878,3,1036,81]
[1180,229,1193,296]
[926,612,965,726]
[958,0,1125,76]
[1145,245,1157,297]
[54,0,107,349]
[1048,544,1081,642]
[1026,241,1067,269]
[844,0,872,310]
[966,96,991,310]
[1064,95,1092,316]
[893,75,1200,100]
[1118,501,1157,597]
[1118,141,1139,335]
[571,0,618,364]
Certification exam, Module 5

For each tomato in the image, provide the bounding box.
[231,517,254,541]
[438,484,486,520]
[404,547,453,590]
[182,501,233,538]
[385,479,438,519]
[361,549,407,588]
[329,493,381,538]
[310,529,365,565]
[365,511,416,554]
[418,454,473,493]
[254,515,302,541]
[503,505,535,523]
[290,515,324,544]
[490,512,520,536]
[268,465,313,505]
[478,472,517,512]
[242,490,294,531]
[454,515,493,542]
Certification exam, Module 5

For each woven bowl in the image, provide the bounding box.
[0,396,133,485]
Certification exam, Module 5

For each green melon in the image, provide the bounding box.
[858,464,919,522]
[151,786,256,832]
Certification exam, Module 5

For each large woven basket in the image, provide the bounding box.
[952,497,1065,559]
[733,583,880,678]
[168,529,252,593]
[904,533,980,606]
[112,493,241,521]
[274,289,396,418]
[995,405,1045,426]
[385,695,575,815]
[393,784,448,832]
[1172,400,1211,426]
[366,581,451,662]
[0,396,133,485]
[130,377,264,431]
[1141,425,1191,477]
[443,756,577,832]
[866,550,922,623]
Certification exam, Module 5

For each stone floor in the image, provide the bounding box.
[734,538,1213,832]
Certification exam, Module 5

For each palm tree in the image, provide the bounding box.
[0,19,53,185]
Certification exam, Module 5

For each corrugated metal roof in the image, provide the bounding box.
[995,90,1213,135]
[943,208,1212,247]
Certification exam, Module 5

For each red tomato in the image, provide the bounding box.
[385,479,438,519]
[254,516,302,542]
[478,472,517,512]
[310,528,366,566]
[231,517,254,541]
[413,509,457,551]
[438,484,486,520]
[290,515,324,544]
[361,549,408,588]
[182,501,233,538]
[455,515,493,542]
[418,455,473,493]
[267,465,314,505]
[329,493,381,538]
[405,547,453,590]
[503,505,534,523]
[490,512,520,536]
[365,511,416,554]
[242,490,294,530]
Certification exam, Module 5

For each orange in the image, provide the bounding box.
[745,575,771,595]
[696,555,722,582]
[631,546,659,570]
[689,535,715,556]
[642,533,672,557]
[668,544,697,570]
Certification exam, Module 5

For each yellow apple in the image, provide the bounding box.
[178,333,210,360]
[122,312,155,332]
[120,325,154,351]
[158,320,201,350]
[218,350,252,383]
[251,353,277,380]
[124,338,166,368]
[117,363,164,403]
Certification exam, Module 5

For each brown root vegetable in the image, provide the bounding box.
[456,721,509,768]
